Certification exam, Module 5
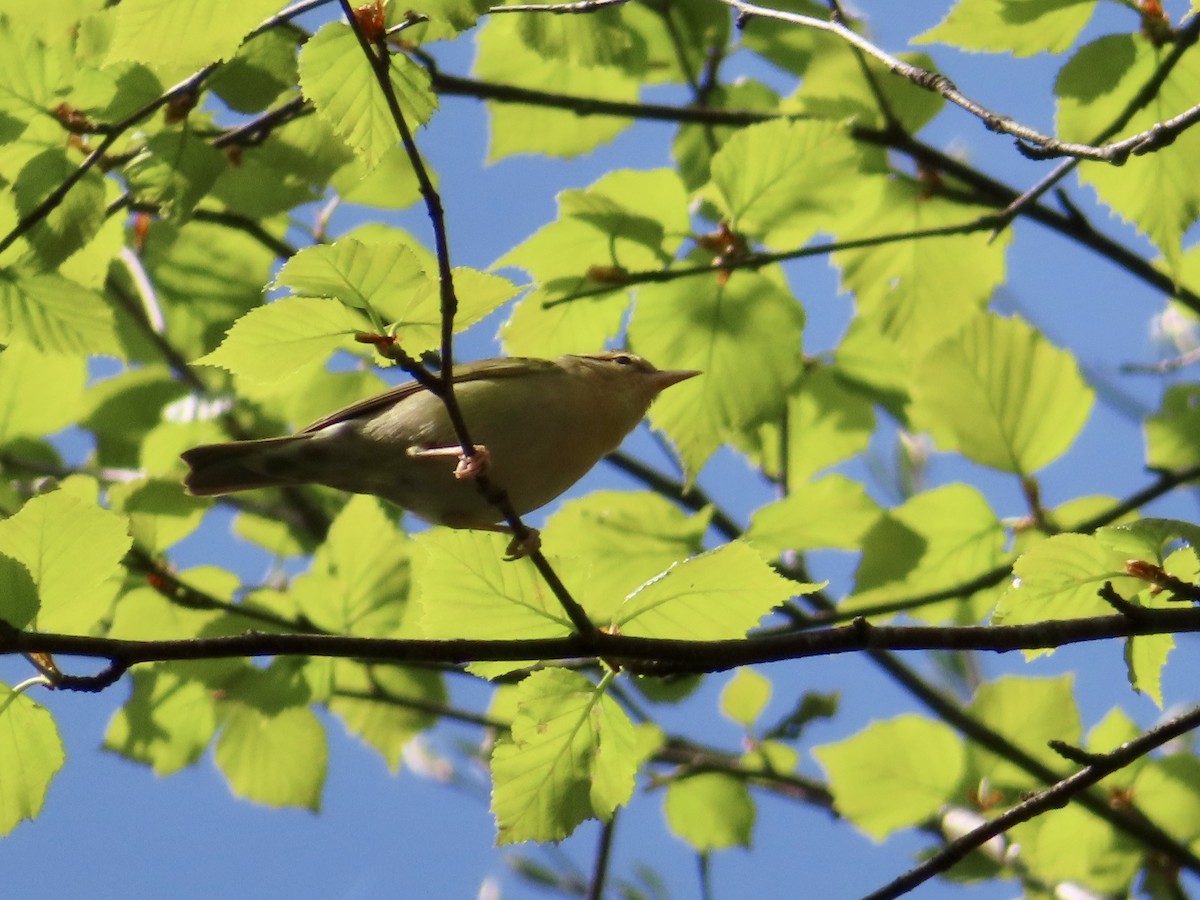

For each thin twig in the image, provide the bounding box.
[587,812,618,900]
[490,0,631,12]
[419,64,1200,315]
[339,1,596,636]
[991,13,1200,234]
[723,0,1200,164]
[0,66,214,257]
[866,703,1200,899]
[542,215,1004,309]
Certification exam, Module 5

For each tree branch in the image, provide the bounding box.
[867,703,1200,899]
[723,0,1200,164]
[10,604,1200,678]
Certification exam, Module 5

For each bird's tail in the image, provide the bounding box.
[180,436,309,496]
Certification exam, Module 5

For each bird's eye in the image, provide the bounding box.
[612,354,634,366]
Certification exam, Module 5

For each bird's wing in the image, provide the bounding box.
[298,357,563,434]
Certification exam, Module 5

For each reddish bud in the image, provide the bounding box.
[133,212,152,254]
[1124,559,1166,583]
[354,1,387,43]
[1139,0,1173,45]
[355,332,398,348]
[585,265,631,285]
[164,90,198,125]
[51,102,94,134]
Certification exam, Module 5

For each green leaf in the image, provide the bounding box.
[1132,755,1200,844]
[1123,545,1191,705]
[621,0,730,88]
[814,714,965,840]
[557,191,666,258]
[747,475,882,556]
[107,581,224,642]
[299,21,437,172]
[672,79,778,191]
[834,177,1010,357]
[196,296,369,384]
[910,313,1094,474]
[232,511,310,559]
[330,146,423,210]
[0,550,37,630]
[328,662,445,772]
[215,702,327,810]
[1015,803,1139,894]
[540,491,708,622]
[994,533,1137,627]
[276,237,517,356]
[793,49,944,135]
[0,488,130,631]
[408,266,519,348]
[916,0,1095,56]
[1144,383,1200,471]
[611,542,805,640]
[0,684,64,835]
[500,169,688,357]
[395,0,490,41]
[299,496,409,636]
[103,665,218,776]
[492,669,638,843]
[208,27,298,114]
[741,365,877,486]
[705,119,866,247]
[720,668,771,729]
[0,18,65,123]
[475,14,637,160]
[124,130,226,221]
[630,270,804,477]
[967,674,1080,790]
[107,478,207,554]
[834,317,911,416]
[13,148,106,268]
[82,366,186,467]
[502,168,688,278]
[0,343,86,444]
[275,237,428,315]
[515,4,643,68]
[846,484,1005,618]
[1057,34,1200,276]
[106,0,284,79]
[269,365,388,436]
[664,772,755,851]
[762,690,840,742]
[736,0,824,74]
[410,529,573,640]
[1096,517,1200,567]
[0,269,121,356]
[136,218,276,361]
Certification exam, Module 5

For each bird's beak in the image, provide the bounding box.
[649,369,701,391]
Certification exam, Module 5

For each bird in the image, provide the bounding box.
[181,351,699,556]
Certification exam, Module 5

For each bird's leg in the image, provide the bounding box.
[406,444,492,479]
[503,527,542,561]
[441,520,542,561]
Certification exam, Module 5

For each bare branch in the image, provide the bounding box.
[867,703,1200,899]
[723,0,1200,164]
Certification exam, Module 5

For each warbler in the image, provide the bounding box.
[181,351,698,553]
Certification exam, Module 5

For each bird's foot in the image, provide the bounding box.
[504,528,541,561]
[407,443,491,479]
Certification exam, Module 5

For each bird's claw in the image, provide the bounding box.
[408,443,491,479]
[504,528,541,561]
[454,446,491,480]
